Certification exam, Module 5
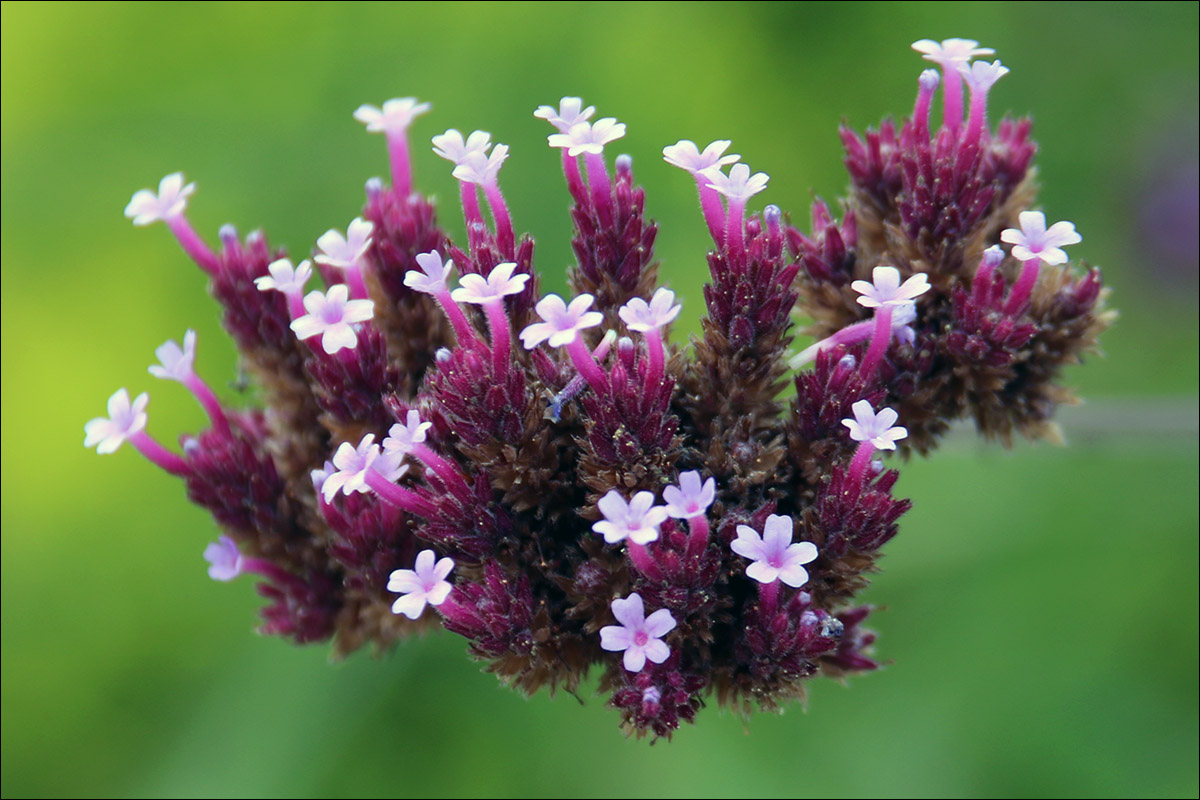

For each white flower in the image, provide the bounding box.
[851,266,931,309]
[731,514,817,587]
[124,172,195,226]
[388,549,455,619]
[911,38,995,67]
[254,258,313,296]
[404,251,455,296]
[314,218,374,269]
[519,294,604,349]
[534,97,595,133]
[592,490,669,546]
[1000,211,1082,266]
[353,97,431,135]
[290,285,376,355]
[547,118,626,157]
[662,140,740,174]
[451,144,509,186]
[841,400,908,451]
[203,535,244,582]
[702,163,769,201]
[618,287,682,333]
[383,409,432,458]
[662,471,716,519]
[958,60,1009,94]
[321,434,407,503]
[432,129,492,164]
[599,593,676,672]
[451,262,529,305]
[148,329,197,382]
[84,388,149,454]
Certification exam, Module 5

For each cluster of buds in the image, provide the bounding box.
[88,39,1111,737]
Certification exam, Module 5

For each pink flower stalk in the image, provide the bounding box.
[618,287,681,387]
[599,593,676,673]
[383,409,465,493]
[124,173,218,273]
[403,251,475,344]
[387,549,455,619]
[959,60,1009,146]
[1000,211,1082,314]
[842,400,908,487]
[913,69,941,139]
[519,293,606,393]
[662,139,741,243]
[314,218,374,299]
[852,266,931,376]
[354,97,431,197]
[790,302,918,369]
[435,129,515,257]
[548,117,626,227]
[701,163,769,264]
[535,98,596,202]
[911,38,994,130]
[662,470,716,557]
[84,388,189,476]
[254,258,313,319]
[451,262,530,373]
[290,284,376,357]
[732,514,818,615]
[148,329,229,432]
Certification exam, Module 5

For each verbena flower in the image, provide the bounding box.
[92,40,1112,740]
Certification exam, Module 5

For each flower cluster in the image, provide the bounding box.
[88,38,1111,738]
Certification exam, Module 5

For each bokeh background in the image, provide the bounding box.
[3,2,1197,797]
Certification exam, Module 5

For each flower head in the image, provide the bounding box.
[314,218,374,269]
[290,285,375,355]
[662,140,740,175]
[431,129,492,164]
[662,471,716,519]
[383,410,432,458]
[842,400,908,451]
[618,287,682,333]
[731,514,818,587]
[124,172,195,226]
[593,490,668,545]
[519,294,603,349]
[405,251,455,296]
[702,163,769,201]
[451,262,529,305]
[599,593,676,672]
[148,329,197,382]
[911,38,995,67]
[204,535,244,582]
[958,59,1009,94]
[852,266,931,309]
[547,118,626,157]
[534,97,595,133]
[254,258,313,296]
[321,434,407,503]
[1000,211,1082,266]
[388,549,455,619]
[353,97,431,135]
[451,144,510,186]
[84,389,149,454]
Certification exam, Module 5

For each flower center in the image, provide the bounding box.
[633,630,649,647]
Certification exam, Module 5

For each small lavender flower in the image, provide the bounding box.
[203,535,244,582]
[852,266,931,309]
[451,262,529,305]
[661,140,740,174]
[732,515,818,588]
[842,400,908,451]
[321,435,407,502]
[388,549,455,619]
[290,285,376,355]
[547,117,626,156]
[83,388,148,454]
[593,490,669,545]
[1001,211,1082,266]
[599,593,676,672]
[124,172,195,226]
[662,471,715,520]
[534,97,595,132]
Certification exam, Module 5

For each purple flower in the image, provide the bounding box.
[519,294,603,349]
[254,258,313,296]
[388,549,455,619]
[662,140,739,174]
[432,128,492,165]
[852,266,930,309]
[321,434,407,503]
[618,287,682,333]
[84,388,148,454]
[911,38,994,67]
[404,251,455,295]
[148,330,197,383]
[731,514,818,587]
[1000,211,1082,266]
[353,97,431,136]
[382,410,432,458]
[314,218,374,269]
[701,162,768,200]
[203,535,244,582]
[124,172,194,226]
[599,593,676,672]
[593,490,668,545]
[547,118,626,157]
[662,471,715,519]
[842,400,908,451]
[451,262,529,305]
[534,97,595,133]
[290,285,375,354]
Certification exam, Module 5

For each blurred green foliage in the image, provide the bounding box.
[2,2,1196,797]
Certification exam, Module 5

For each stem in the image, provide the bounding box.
[561,151,587,205]
[458,181,484,252]
[644,327,665,388]
[859,304,894,377]
[758,580,779,618]
[482,300,511,376]
[686,514,710,559]
[564,336,608,395]
[1005,259,1041,315]
[695,177,726,247]
[726,198,746,267]
[387,132,412,197]
[345,264,370,301]
[129,430,190,477]
[182,375,230,434]
[433,289,477,345]
[166,215,218,275]
[963,87,988,150]
[942,66,964,132]
[412,443,469,495]
[365,470,438,518]
[847,440,876,489]
[584,151,614,228]
[627,541,657,578]
[549,331,617,420]
[482,181,515,259]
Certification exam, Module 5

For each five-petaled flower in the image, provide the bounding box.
[383,410,432,458]
[958,59,1009,93]
[1000,211,1082,266]
[451,262,529,305]
[388,549,455,619]
[910,37,994,67]
[203,535,244,582]
[852,266,931,309]
[519,294,603,349]
[290,285,375,355]
[547,118,626,156]
[593,490,669,545]
[662,471,716,519]
[534,97,595,133]
[731,514,818,587]
[320,435,407,503]
[353,97,431,135]
[842,400,908,451]
[148,329,197,383]
[599,593,676,672]
[701,162,769,200]
[451,144,509,186]
[619,287,682,332]
[404,251,455,295]
[314,218,374,269]
[431,129,493,165]
[84,388,149,454]
[254,258,313,296]
[661,140,740,174]
[124,172,195,226]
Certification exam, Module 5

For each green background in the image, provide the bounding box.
[3,2,1197,797]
